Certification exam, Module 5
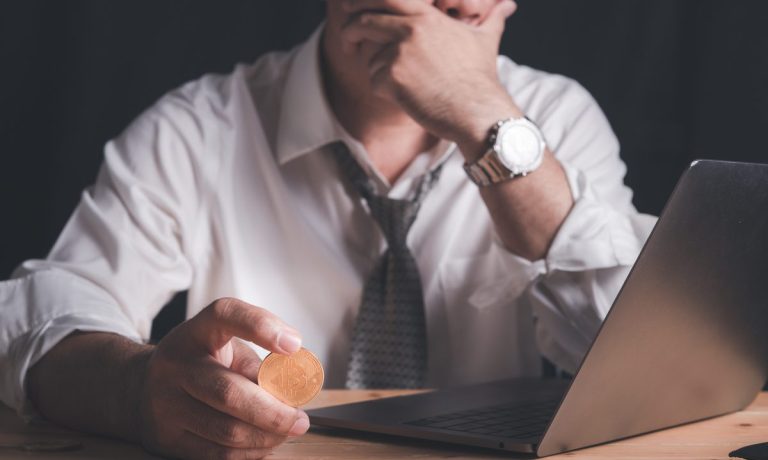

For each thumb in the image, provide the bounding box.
[481,0,517,37]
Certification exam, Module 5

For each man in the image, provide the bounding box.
[0,0,653,458]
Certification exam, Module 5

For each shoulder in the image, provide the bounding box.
[151,48,295,133]
[102,48,297,203]
[496,55,601,127]
[496,55,618,160]
[113,47,296,162]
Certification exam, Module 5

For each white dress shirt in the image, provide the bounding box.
[0,25,655,414]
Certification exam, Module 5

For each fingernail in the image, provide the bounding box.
[278,330,302,354]
[289,413,310,436]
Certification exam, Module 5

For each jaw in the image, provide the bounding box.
[319,17,413,134]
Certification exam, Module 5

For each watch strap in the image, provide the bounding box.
[463,150,517,187]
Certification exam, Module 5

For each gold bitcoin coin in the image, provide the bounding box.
[257,347,324,407]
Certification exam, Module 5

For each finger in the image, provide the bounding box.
[179,393,287,449]
[368,43,398,82]
[231,338,263,382]
[189,297,302,355]
[341,12,412,47]
[172,430,273,460]
[183,363,311,437]
[480,0,517,36]
[341,0,428,16]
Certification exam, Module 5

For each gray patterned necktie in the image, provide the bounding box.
[332,142,443,389]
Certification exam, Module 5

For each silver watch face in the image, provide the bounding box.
[496,123,543,173]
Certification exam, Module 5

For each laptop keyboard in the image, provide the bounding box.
[405,398,560,439]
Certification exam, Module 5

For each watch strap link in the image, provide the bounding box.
[463,151,516,187]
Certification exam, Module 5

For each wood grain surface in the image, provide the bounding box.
[1,390,764,459]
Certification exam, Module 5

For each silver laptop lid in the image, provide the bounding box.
[539,160,768,456]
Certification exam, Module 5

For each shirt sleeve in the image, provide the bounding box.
[0,89,212,415]
[529,170,657,374]
[495,72,658,374]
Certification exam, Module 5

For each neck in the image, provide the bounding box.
[321,29,437,184]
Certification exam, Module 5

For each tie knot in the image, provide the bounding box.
[365,195,420,248]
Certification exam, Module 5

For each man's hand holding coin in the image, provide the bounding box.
[138,297,311,460]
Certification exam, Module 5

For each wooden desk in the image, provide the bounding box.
[1,390,766,459]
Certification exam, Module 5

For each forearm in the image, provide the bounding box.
[456,99,574,261]
[477,153,573,260]
[26,332,153,442]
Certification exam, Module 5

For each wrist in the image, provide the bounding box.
[455,94,524,163]
[124,344,154,443]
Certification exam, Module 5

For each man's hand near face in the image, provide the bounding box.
[27,298,309,460]
[339,0,521,159]
[333,0,573,261]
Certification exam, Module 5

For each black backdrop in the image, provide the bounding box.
[1,1,767,339]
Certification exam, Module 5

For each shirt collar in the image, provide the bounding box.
[275,24,341,165]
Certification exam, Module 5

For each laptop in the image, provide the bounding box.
[307,160,768,456]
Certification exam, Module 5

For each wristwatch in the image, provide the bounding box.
[463,116,546,187]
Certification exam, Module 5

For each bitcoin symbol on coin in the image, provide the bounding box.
[257,348,324,407]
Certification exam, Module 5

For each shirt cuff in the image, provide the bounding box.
[0,270,143,419]
[543,163,653,273]
[486,164,650,279]
[9,314,142,421]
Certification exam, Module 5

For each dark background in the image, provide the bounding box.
[1,0,767,339]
